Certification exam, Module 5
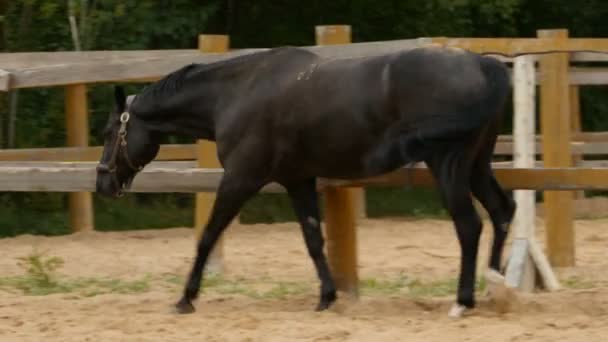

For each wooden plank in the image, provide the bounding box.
[0,139,604,164]
[0,166,283,193]
[0,144,196,161]
[5,40,608,90]
[0,140,580,160]
[2,39,427,90]
[5,48,265,90]
[496,141,608,156]
[195,34,230,274]
[498,132,608,143]
[432,37,608,55]
[569,68,608,85]
[571,52,608,62]
[5,39,418,89]
[6,38,608,71]
[65,84,94,232]
[317,25,359,298]
[0,69,11,91]
[2,165,608,192]
[318,166,608,191]
[12,159,607,170]
[0,50,200,69]
[538,29,575,267]
[0,161,196,168]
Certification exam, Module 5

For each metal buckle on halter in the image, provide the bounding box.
[118,112,129,146]
[120,112,130,123]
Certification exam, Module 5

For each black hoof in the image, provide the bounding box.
[315,301,331,311]
[175,298,196,314]
[315,291,337,311]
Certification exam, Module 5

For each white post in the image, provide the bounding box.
[505,55,537,291]
[505,55,560,292]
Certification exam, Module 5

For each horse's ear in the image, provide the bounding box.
[114,86,126,112]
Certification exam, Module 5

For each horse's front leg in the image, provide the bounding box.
[176,174,263,314]
[284,178,337,311]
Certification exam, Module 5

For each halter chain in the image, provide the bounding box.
[96,112,143,194]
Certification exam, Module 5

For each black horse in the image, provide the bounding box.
[96,46,515,316]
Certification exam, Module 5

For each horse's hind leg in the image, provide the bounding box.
[425,152,482,317]
[285,178,337,311]
[470,162,515,272]
[176,174,263,314]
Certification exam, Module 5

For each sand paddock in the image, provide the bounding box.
[1,217,607,341]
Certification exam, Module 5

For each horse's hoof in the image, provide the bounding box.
[448,303,468,318]
[485,269,505,284]
[175,298,196,314]
[315,290,337,311]
[484,269,515,314]
[315,301,332,311]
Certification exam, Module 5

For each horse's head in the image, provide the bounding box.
[96,86,160,197]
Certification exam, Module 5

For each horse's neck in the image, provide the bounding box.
[136,83,233,141]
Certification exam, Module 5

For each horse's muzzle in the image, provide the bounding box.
[96,165,122,197]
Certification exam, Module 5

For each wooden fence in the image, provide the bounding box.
[2,26,608,295]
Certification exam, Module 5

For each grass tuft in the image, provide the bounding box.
[0,251,151,296]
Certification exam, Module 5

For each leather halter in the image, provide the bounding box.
[96,112,143,194]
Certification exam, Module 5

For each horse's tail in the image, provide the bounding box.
[365,56,510,172]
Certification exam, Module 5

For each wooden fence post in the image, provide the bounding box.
[537,29,575,267]
[315,25,366,219]
[195,34,229,273]
[65,84,94,232]
[316,25,359,297]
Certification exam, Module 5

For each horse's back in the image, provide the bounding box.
[218,46,509,181]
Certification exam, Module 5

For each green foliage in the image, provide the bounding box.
[366,187,448,218]
[0,193,194,237]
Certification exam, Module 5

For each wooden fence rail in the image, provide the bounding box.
[2,164,608,193]
[5,37,608,91]
[3,139,608,162]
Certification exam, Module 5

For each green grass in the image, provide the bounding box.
[561,276,603,290]
[164,272,489,301]
[0,252,495,302]
[164,273,311,299]
[360,274,487,298]
[0,251,151,296]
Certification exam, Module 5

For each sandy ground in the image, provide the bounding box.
[1,217,608,341]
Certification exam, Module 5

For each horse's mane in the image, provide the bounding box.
[135,64,194,103]
[134,48,292,104]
